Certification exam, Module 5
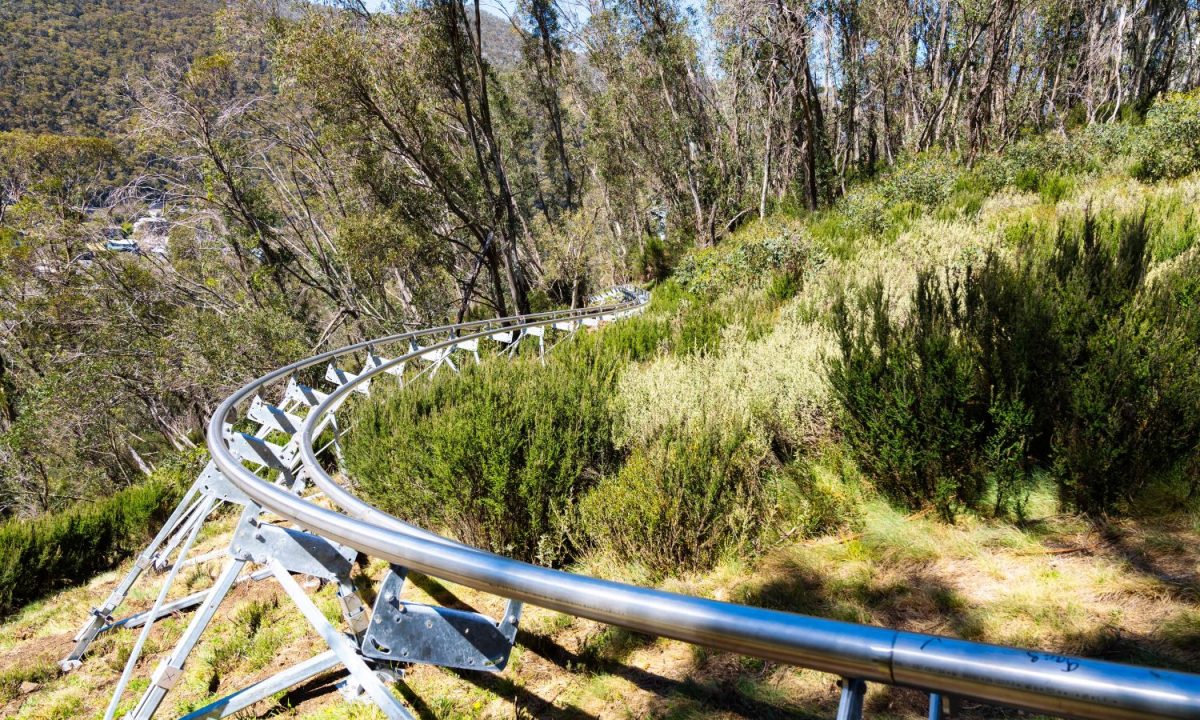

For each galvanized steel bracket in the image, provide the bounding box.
[230,521,356,583]
[361,567,521,672]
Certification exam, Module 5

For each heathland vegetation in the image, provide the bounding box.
[348,104,1200,582]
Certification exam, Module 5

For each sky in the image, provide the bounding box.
[365,0,551,19]
[362,0,717,64]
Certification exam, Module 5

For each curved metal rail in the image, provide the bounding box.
[200,287,1199,720]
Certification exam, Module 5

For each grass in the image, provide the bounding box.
[8,487,1191,719]
[5,125,1200,718]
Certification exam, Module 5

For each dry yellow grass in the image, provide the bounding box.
[14,488,1194,720]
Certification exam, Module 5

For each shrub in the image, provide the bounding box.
[1054,254,1200,512]
[617,306,834,461]
[829,208,1199,517]
[994,134,1084,189]
[672,217,815,297]
[1038,173,1074,204]
[634,237,672,283]
[877,152,964,208]
[577,420,771,576]
[973,127,1129,196]
[0,454,196,617]
[936,186,987,220]
[1132,91,1200,181]
[1132,90,1200,180]
[766,269,803,302]
[603,299,839,572]
[346,326,656,565]
[1144,193,1199,261]
[829,276,987,517]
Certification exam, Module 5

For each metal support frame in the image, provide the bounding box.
[268,558,413,719]
[836,678,866,720]
[69,287,1200,720]
[61,482,203,671]
[66,297,602,719]
[177,650,342,720]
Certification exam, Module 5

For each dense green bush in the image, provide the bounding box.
[877,152,964,208]
[0,456,195,617]
[1132,91,1200,181]
[830,210,1199,517]
[346,323,665,564]
[830,276,988,517]
[348,283,817,572]
[1055,254,1200,511]
[974,124,1132,195]
[1143,193,1199,261]
[977,134,1085,194]
[578,421,769,576]
[673,218,815,297]
[634,237,672,283]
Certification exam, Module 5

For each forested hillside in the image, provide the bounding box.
[0,0,221,134]
[2,0,1200,716]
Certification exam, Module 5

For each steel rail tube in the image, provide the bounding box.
[215,298,637,550]
[208,293,1200,720]
[298,310,646,543]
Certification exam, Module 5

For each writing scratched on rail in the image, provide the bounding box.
[1027,652,1079,672]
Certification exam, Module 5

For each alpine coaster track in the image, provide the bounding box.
[62,286,1200,720]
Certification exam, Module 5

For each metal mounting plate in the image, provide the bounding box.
[196,461,251,505]
[361,570,518,672]
[247,396,303,435]
[231,522,356,582]
[227,432,298,472]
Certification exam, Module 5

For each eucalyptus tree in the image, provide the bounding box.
[128,49,442,341]
[274,1,535,319]
[581,0,744,247]
[711,0,834,211]
[514,0,580,218]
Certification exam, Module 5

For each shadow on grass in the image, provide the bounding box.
[1098,522,1200,600]
[407,572,480,613]
[510,629,823,720]
[730,554,1046,719]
